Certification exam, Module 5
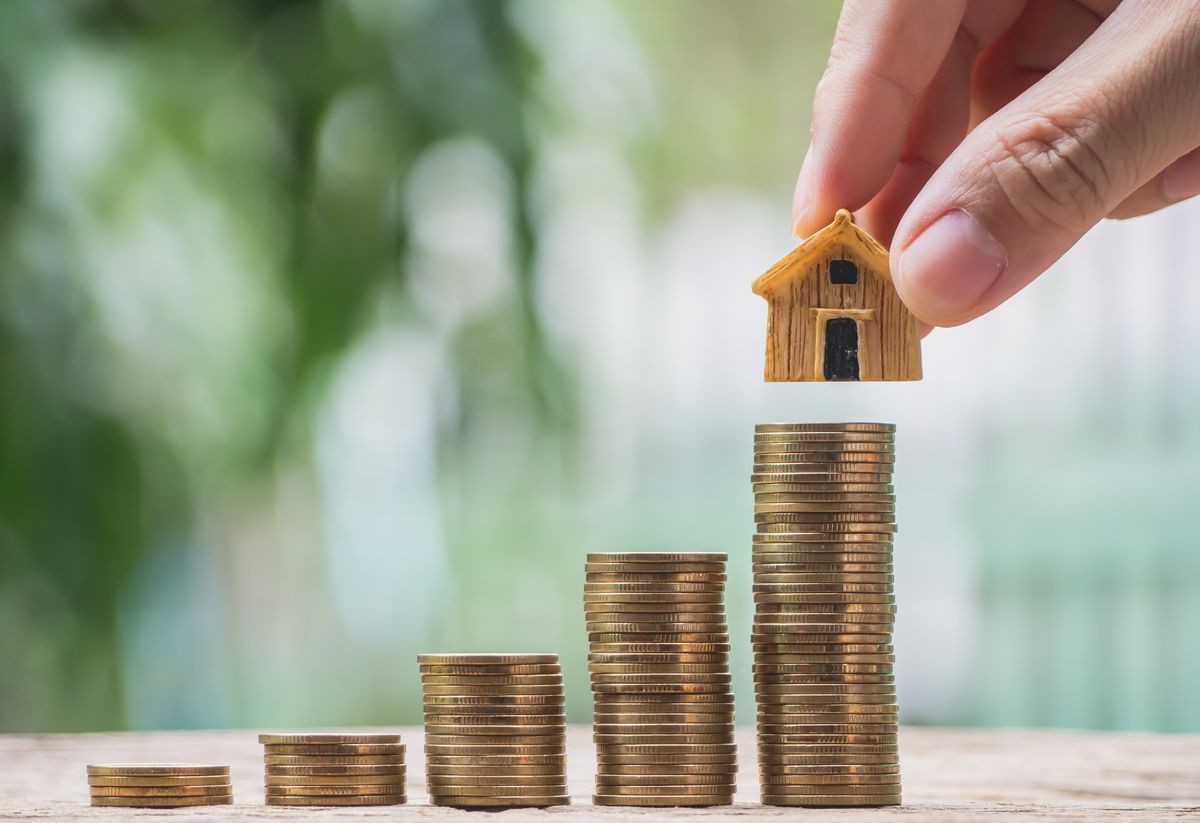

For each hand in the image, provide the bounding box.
[792,0,1200,329]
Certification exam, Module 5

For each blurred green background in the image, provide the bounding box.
[2,0,1197,734]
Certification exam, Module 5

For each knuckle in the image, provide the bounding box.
[986,111,1124,232]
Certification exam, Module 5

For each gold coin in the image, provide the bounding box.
[422,729,561,743]
[590,777,729,791]
[586,563,727,574]
[756,739,899,752]
[754,618,893,630]
[423,701,563,715]
[419,663,561,676]
[584,594,724,605]
[427,783,567,797]
[758,524,897,536]
[754,548,893,559]
[592,734,733,746]
[759,750,898,763]
[417,657,556,671]
[756,566,894,577]
[423,710,565,722]
[762,779,900,791]
[589,634,730,647]
[86,764,228,777]
[266,784,407,797]
[752,473,894,486]
[759,706,897,718]
[588,662,728,674]
[758,723,896,735]
[421,675,563,687]
[754,429,893,440]
[761,794,900,807]
[266,795,406,806]
[587,573,727,585]
[594,712,732,726]
[755,512,895,525]
[591,674,731,685]
[753,643,892,656]
[756,582,895,596]
[589,643,731,654]
[597,754,737,767]
[266,764,406,776]
[426,763,564,774]
[761,764,898,776]
[755,532,893,543]
[594,690,733,703]
[594,780,734,794]
[422,685,564,696]
[585,581,724,593]
[431,795,569,808]
[754,681,895,694]
[593,722,733,735]
[590,654,727,666]
[754,483,894,495]
[598,764,737,776]
[585,603,726,614]
[423,745,564,757]
[755,661,893,672]
[756,652,895,664]
[256,739,398,753]
[756,423,894,433]
[90,796,232,807]
[87,775,231,788]
[425,774,566,787]
[592,683,732,696]
[265,774,407,786]
[265,754,406,766]
[755,504,894,516]
[89,785,230,797]
[424,735,566,747]
[593,793,731,807]
[588,552,726,564]
[588,621,727,632]
[755,489,893,501]
[754,571,893,582]
[423,694,564,706]
[263,743,406,755]
[754,591,895,603]
[755,449,894,462]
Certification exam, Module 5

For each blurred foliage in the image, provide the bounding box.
[0,0,575,731]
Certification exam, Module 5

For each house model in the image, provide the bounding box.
[751,209,921,382]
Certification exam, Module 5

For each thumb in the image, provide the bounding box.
[890,0,1200,328]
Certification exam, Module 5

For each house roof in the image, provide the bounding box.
[751,209,891,296]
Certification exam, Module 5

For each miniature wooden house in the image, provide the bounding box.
[751,209,921,382]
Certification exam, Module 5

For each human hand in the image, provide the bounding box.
[792,0,1200,329]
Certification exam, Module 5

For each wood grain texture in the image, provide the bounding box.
[1,726,1197,820]
[753,210,921,382]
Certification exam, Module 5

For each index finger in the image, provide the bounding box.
[793,0,967,236]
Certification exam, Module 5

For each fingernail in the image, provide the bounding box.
[1163,148,1200,203]
[894,209,1007,324]
[791,144,815,235]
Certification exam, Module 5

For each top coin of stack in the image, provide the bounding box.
[419,654,569,809]
[586,552,737,808]
[260,733,406,806]
[87,764,232,808]
[752,422,901,808]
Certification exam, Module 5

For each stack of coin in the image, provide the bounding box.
[86,764,232,808]
[261,733,406,806]
[419,654,569,808]
[752,422,901,807]
[586,552,737,807]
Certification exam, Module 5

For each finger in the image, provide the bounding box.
[792,0,968,237]
[1109,146,1200,219]
[890,0,1200,328]
[856,27,977,246]
[970,0,1120,126]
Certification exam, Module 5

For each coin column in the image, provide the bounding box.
[586,552,737,807]
[260,733,406,806]
[419,653,570,809]
[86,764,232,808]
[751,422,901,807]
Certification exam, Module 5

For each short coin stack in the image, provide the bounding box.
[420,653,569,808]
[261,733,406,806]
[86,764,232,808]
[586,552,737,807]
[752,422,901,807]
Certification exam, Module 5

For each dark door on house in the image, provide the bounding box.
[823,317,860,381]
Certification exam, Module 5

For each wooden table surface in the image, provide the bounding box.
[1,726,1198,821]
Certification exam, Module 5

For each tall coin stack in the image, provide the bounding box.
[419,654,570,808]
[261,733,406,806]
[752,422,901,807]
[586,552,737,807]
[86,764,232,808]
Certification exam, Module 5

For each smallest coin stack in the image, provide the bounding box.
[420,653,570,809]
[87,764,232,808]
[260,733,406,806]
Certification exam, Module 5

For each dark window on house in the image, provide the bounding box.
[830,259,858,285]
